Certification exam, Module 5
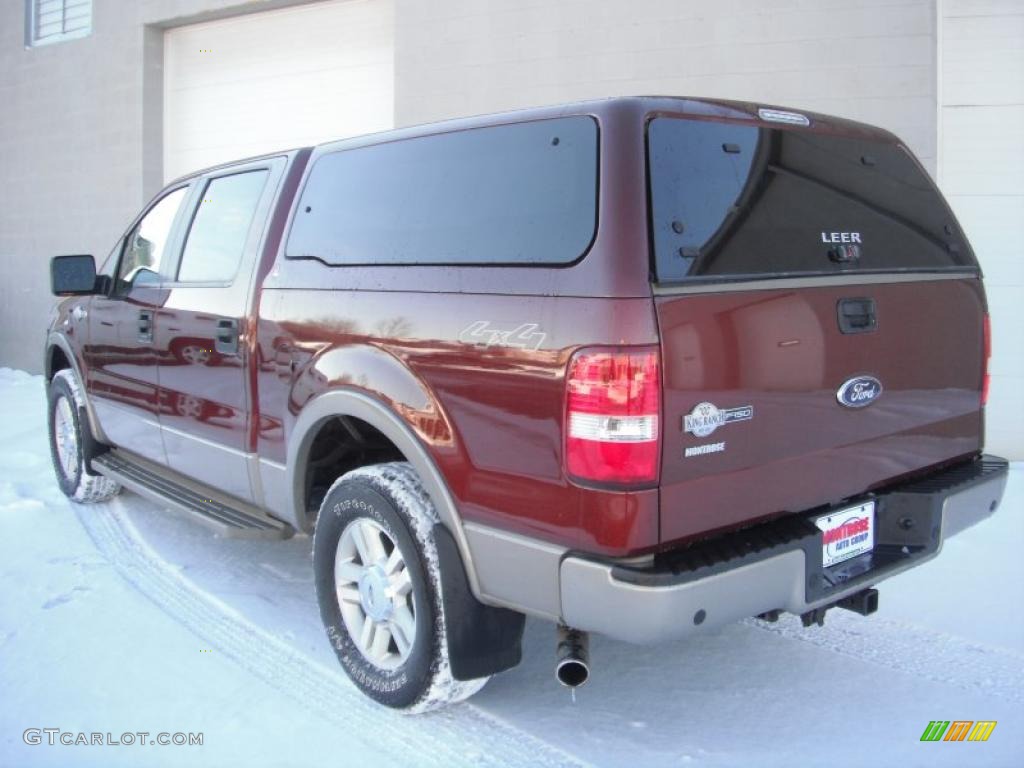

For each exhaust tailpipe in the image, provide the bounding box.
[555,625,590,689]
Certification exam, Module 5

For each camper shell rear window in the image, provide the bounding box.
[647,116,977,283]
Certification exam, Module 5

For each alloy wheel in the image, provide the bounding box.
[334,518,417,670]
[53,395,78,479]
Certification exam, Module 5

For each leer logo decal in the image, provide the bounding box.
[682,402,753,438]
[821,231,862,244]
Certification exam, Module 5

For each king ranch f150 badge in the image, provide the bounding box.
[682,402,753,438]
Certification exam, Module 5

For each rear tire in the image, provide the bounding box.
[47,369,120,503]
[313,462,488,712]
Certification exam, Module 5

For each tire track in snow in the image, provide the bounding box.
[77,503,589,768]
[746,613,1024,703]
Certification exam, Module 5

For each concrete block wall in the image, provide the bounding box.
[0,0,318,375]
[939,0,1024,457]
[2,1,147,376]
[395,0,941,173]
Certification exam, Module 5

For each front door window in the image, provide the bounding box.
[118,187,188,289]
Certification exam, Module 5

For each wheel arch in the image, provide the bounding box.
[45,332,109,444]
[287,388,485,601]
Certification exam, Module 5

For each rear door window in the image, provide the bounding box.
[177,170,270,283]
[285,116,598,266]
[648,117,977,282]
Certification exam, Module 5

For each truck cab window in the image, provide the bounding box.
[118,187,188,289]
[176,170,269,283]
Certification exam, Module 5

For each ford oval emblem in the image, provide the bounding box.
[837,376,883,408]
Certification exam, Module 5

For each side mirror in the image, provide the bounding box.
[127,266,161,287]
[51,254,100,296]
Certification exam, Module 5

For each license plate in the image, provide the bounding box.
[815,501,875,568]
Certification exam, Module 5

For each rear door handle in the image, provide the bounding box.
[837,297,877,334]
[215,318,240,355]
[138,310,154,343]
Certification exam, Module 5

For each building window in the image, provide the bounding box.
[26,0,92,47]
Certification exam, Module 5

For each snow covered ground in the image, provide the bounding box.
[1,366,1021,767]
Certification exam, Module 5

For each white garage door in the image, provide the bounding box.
[940,0,1024,459]
[164,0,394,182]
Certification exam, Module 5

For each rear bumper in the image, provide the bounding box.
[560,455,1009,644]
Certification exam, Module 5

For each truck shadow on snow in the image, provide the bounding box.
[91,490,1024,767]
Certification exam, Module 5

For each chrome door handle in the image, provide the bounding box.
[215,318,239,355]
[138,310,154,343]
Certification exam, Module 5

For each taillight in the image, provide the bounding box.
[565,346,661,485]
[982,313,991,407]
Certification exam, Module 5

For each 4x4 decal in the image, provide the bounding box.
[458,321,546,351]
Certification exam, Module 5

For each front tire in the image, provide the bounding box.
[313,462,488,712]
[47,369,120,503]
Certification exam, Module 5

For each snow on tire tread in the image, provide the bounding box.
[51,369,120,503]
[332,462,488,713]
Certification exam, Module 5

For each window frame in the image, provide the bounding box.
[25,0,92,48]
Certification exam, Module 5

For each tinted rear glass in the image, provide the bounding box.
[648,117,976,282]
[286,116,598,266]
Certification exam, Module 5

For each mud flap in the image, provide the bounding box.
[433,524,525,681]
[77,402,106,474]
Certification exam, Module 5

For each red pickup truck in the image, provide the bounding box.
[46,97,1008,712]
